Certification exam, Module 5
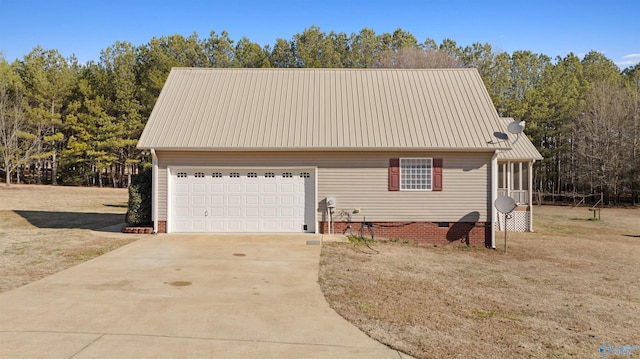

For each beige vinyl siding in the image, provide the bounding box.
[156,150,492,223]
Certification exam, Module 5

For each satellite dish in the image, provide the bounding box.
[507,120,525,135]
[495,195,517,254]
[495,195,517,214]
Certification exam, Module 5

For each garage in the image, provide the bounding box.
[168,168,316,233]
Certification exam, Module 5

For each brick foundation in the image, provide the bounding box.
[320,221,490,247]
[154,220,489,246]
[156,221,167,233]
[121,226,153,234]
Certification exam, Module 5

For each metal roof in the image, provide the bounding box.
[138,68,514,151]
[497,118,543,160]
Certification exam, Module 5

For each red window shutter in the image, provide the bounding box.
[433,158,443,191]
[389,158,400,191]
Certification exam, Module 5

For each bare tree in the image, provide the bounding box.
[374,47,462,69]
[0,83,36,186]
[575,79,635,203]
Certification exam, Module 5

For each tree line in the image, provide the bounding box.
[1,26,639,204]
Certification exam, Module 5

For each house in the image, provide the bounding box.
[137,68,542,247]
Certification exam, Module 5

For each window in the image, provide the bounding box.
[212,172,222,178]
[177,172,187,178]
[299,172,310,178]
[265,172,275,178]
[400,158,432,190]
[282,172,292,178]
[247,172,257,178]
[230,172,240,178]
[194,172,205,178]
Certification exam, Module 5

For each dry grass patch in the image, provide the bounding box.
[0,184,142,292]
[319,206,640,358]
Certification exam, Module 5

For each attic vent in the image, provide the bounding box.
[177,172,187,178]
[283,172,293,178]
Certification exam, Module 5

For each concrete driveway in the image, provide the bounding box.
[0,234,412,358]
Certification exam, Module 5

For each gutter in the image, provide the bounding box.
[137,146,512,153]
[151,149,158,234]
[491,150,499,249]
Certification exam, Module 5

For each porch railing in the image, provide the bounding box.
[497,189,529,204]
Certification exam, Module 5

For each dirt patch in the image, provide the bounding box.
[0,184,143,292]
[319,206,640,358]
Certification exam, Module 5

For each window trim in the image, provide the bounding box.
[399,157,433,191]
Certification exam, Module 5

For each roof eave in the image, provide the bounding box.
[140,146,511,152]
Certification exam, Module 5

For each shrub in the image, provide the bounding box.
[126,167,152,226]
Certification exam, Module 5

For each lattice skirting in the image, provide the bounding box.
[497,211,530,232]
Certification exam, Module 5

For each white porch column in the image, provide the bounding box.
[151,149,158,234]
[507,161,512,198]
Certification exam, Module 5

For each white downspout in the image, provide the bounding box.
[491,151,499,249]
[529,160,535,232]
[151,149,158,234]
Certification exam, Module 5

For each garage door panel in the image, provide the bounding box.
[210,207,224,217]
[279,220,296,231]
[263,183,277,192]
[262,221,277,231]
[192,196,206,205]
[211,183,224,192]
[281,207,294,217]
[228,195,242,205]
[280,195,294,205]
[174,207,190,218]
[192,220,207,231]
[263,195,277,205]
[262,207,277,217]
[246,195,259,205]
[227,220,242,231]
[246,207,259,217]
[245,220,260,231]
[228,183,242,192]
[173,220,190,232]
[210,220,225,231]
[192,183,207,193]
[228,207,242,217]
[175,183,189,193]
[280,183,294,192]
[210,195,224,205]
[175,195,189,205]
[171,169,314,233]
[192,207,207,216]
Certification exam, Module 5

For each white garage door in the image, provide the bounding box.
[170,169,315,233]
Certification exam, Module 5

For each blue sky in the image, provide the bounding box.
[1,0,639,69]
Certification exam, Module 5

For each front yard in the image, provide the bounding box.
[2,185,638,358]
[0,184,140,292]
[319,206,640,358]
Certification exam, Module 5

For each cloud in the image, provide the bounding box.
[616,53,640,69]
